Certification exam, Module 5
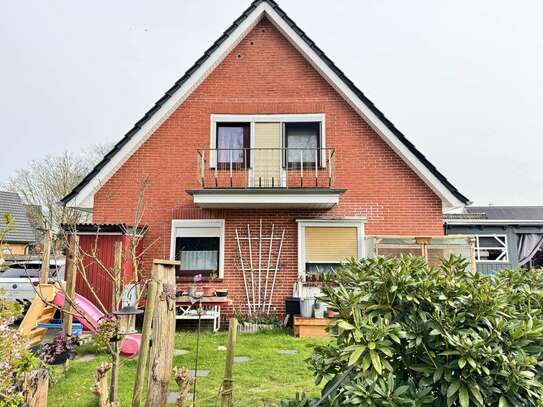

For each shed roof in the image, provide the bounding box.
[444,206,543,225]
[61,223,147,235]
[465,206,543,221]
[0,191,37,243]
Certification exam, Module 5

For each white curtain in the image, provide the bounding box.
[218,127,244,163]
[180,250,218,271]
[287,131,318,164]
[518,234,543,267]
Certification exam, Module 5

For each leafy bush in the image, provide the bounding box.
[0,215,41,406]
[233,308,281,326]
[0,291,40,406]
[286,255,543,406]
[95,314,119,349]
[38,333,81,364]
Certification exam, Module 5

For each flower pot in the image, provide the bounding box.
[300,298,315,318]
[202,285,215,297]
[314,303,324,319]
[215,289,228,297]
[327,309,339,318]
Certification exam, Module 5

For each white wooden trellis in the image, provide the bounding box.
[235,219,286,315]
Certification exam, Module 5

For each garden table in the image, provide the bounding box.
[175,296,232,332]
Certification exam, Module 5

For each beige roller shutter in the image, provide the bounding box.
[305,227,358,262]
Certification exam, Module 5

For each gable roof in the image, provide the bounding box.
[0,191,37,243]
[61,0,469,209]
[445,206,543,225]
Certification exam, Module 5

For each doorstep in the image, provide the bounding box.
[293,316,334,337]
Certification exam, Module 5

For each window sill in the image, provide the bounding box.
[176,276,224,283]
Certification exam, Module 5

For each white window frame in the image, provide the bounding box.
[296,218,365,279]
[170,219,225,278]
[209,114,326,174]
[474,234,509,263]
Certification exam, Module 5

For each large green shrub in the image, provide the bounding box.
[286,255,543,406]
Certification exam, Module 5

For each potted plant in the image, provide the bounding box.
[188,274,203,298]
[39,333,81,365]
[313,301,324,319]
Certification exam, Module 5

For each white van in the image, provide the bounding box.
[0,259,65,309]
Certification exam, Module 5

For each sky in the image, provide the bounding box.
[1,0,542,206]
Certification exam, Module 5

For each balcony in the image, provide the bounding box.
[187,148,345,209]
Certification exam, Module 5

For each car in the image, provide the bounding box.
[0,258,65,312]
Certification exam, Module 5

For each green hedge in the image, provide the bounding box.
[283,255,543,407]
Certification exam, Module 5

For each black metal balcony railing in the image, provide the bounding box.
[196,148,336,189]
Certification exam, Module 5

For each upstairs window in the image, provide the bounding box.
[284,122,321,168]
[216,123,250,167]
[474,235,508,262]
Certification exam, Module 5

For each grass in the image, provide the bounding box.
[48,329,329,406]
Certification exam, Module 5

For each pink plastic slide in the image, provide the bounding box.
[53,292,141,358]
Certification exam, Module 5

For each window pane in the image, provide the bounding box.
[478,236,504,248]
[286,122,319,165]
[217,125,246,164]
[306,263,340,274]
[478,248,507,261]
[475,235,508,262]
[175,237,219,276]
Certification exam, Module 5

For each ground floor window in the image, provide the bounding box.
[297,218,365,280]
[474,235,508,262]
[170,219,225,280]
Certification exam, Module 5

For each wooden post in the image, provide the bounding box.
[63,235,79,335]
[62,235,79,372]
[39,230,52,284]
[221,318,238,407]
[110,242,122,405]
[92,363,112,407]
[24,367,49,407]
[145,259,179,407]
[132,279,159,407]
[173,367,194,407]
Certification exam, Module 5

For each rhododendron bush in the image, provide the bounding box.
[283,255,543,407]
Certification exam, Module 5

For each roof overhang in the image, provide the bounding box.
[187,188,346,209]
[62,0,469,210]
[445,219,543,226]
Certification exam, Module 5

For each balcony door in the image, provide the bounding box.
[252,122,283,187]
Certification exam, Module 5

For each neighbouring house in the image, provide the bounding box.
[0,191,36,256]
[61,0,469,316]
[445,206,543,274]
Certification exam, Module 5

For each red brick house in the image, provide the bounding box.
[62,0,468,316]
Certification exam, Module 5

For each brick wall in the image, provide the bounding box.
[92,18,444,315]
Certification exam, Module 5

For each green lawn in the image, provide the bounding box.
[48,329,329,406]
